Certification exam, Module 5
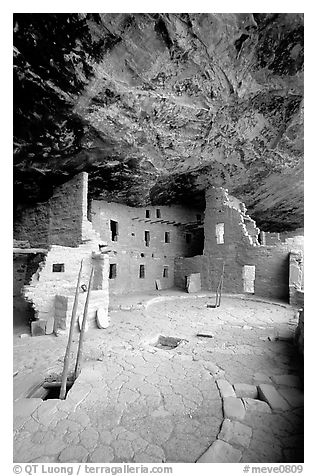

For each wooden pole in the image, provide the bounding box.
[218,262,225,307]
[59,260,83,399]
[215,279,220,307]
[74,266,94,379]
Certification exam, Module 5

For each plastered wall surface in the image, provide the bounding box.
[91,201,204,294]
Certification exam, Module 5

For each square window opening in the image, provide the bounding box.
[156,209,161,218]
[109,263,117,279]
[165,231,171,243]
[110,220,119,241]
[146,210,151,218]
[139,264,145,279]
[52,263,65,273]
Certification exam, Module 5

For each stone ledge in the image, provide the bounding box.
[223,397,246,420]
[216,379,236,398]
[218,418,252,449]
[234,383,258,398]
[258,384,290,411]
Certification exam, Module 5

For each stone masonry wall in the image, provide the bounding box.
[48,173,87,247]
[24,243,109,333]
[22,173,110,333]
[91,201,204,294]
[175,186,303,302]
[174,256,207,290]
[14,173,88,248]
[289,251,304,306]
[14,203,49,248]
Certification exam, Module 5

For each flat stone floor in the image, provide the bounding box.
[13,293,304,463]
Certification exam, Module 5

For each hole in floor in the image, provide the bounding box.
[153,335,184,350]
[28,380,74,400]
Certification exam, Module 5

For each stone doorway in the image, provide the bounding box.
[243,265,255,293]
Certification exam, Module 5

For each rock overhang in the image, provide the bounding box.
[13,13,304,232]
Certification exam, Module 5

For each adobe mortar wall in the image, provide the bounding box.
[14,173,88,248]
[91,201,204,294]
[14,203,49,248]
[175,186,303,302]
[24,243,109,331]
[174,256,207,290]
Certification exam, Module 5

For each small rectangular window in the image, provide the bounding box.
[165,231,170,243]
[163,266,169,278]
[109,263,117,279]
[52,263,65,273]
[186,233,192,243]
[145,230,150,247]
[139,264,145,278]
[145,210,150,218]
[156,209,161,218]
[216,223,225,244]
[110,220,119,241]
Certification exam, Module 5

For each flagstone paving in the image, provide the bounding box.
[13,293,303,463]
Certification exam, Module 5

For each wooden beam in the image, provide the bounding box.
[13,248,48,254]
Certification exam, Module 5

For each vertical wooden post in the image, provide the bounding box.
[74,266,94,379]
[59,259,83,400]
[218,262,225,307]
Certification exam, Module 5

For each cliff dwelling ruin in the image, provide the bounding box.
[13,12,304,467]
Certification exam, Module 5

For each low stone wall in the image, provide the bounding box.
[54,289,109,333]
[24,244,109,333]
[289,252,304,306]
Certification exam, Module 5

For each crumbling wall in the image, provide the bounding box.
[202,187,260,293]
[21,173,109,333]
[91,201,204,294]
[13,252,47,325]
[23,241,109,331]
[176,186,303,302]
[289,251,304,306]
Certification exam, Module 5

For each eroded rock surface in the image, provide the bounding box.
[14,13,303,231]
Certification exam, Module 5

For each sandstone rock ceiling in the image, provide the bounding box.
[13,13,304,231]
